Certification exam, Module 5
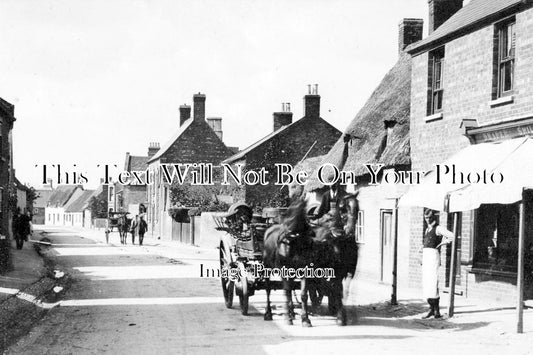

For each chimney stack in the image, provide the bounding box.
[148,142,160,157]
[398,18,424,54]
[428,0,463,34]
[206,117,223,141]
[304,84,320,119]
[179,104,191,126]
[193,93,206,121]
[273,103,293,131]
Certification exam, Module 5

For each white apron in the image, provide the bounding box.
[422,248,440,299]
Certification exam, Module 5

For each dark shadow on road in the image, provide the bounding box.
[242,300,492,333]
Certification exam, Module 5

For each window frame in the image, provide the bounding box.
[494,18,516,99]
[427,47,445,116]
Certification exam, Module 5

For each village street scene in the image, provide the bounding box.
[2,0,533,354]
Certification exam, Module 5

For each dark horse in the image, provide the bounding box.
[117,214,131,245]
[308,190,359,326]
[262,197,314,326]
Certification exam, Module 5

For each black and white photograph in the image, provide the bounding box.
[1,0,533,354]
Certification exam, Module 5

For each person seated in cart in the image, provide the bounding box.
[225,203,253,237]
[313,181,357,239]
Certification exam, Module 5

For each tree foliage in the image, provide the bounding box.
[26,186,39,209]
[169,167,230,214]
[88,194,108,219]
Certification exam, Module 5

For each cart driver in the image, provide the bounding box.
[225,203,253,235]
[314,181,357,238]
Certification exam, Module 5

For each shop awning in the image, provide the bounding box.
[399,137,531,212]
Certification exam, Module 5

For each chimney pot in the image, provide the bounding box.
[273,103,293,131]
[148,142,160,157]
[303,85,320,119]
[428,0,463,34]
[179,104,191,126]
[193,93,206,121]
[398,18,424,54]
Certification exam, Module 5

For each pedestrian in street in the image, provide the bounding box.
[138,214,148,246]
[12,208,22,249]
[130,215,138,245]
[420,209,454,319]
[13,209,32,250]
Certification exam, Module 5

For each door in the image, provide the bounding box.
[381,210,393,284]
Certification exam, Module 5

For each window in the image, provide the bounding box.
[474,203,520,272]
[494,19,516,98]
[355,210,365,243]
[428,47,445,115]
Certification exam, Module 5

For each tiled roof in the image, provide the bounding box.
[0,97,15,120]
[223,115,340,164]
[127,155,149,171]
[147,119,194,163]
[222,124,292,164]
[408,0,525,54]
[14,177,30,191]
[33,190,54,208]
[65,190,94,213]
[47,186,79,207]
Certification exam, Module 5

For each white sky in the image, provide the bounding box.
[0,0,429,189]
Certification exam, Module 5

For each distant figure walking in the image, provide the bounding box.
[13,208,32,250]
[130,215,139,245]
[138,215,148,246]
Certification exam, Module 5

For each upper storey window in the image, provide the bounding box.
[428,47,445,115]
[494,19,516,98]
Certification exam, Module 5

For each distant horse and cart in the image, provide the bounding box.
[106,211,132,244]
[214,185,359,327]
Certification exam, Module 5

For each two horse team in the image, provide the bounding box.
[216,184,359,327]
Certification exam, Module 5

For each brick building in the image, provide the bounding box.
[113,144,158,215]
[0,98,15,272]
[146,93,233,240]
[223,87,341,209]
[404,0,533,302]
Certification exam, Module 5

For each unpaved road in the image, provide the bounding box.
[6,227,533,355]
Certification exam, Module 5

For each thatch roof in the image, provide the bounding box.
[294,155,325,175]
[306,52,412,191]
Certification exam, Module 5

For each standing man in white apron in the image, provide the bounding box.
[421,209,454,319]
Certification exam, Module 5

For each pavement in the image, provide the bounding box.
[1,225,533,354]
[0,233,69,352]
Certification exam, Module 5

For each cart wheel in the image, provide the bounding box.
[219,243,234,308]
[237,263,249,315]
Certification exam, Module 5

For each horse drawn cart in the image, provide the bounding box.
[214,203,288,315]
[106,211,130,244]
